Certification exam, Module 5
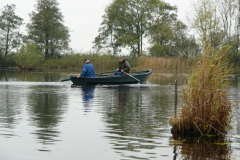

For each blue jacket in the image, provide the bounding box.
[80,63,95,78]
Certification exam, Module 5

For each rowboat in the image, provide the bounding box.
[69,69,153,85]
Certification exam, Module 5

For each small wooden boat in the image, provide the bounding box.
[70,69,153,85]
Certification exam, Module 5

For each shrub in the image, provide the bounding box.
[170,44,233,135]
[15,43,43,69]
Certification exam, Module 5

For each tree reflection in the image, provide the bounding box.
[27,86,68,145]
[171,135,232,160]
[99,85,175,159]
[0,85,23,134]
[101,85,173,137]
[0,68,63,82]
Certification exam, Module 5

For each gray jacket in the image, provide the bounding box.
[119,60,130,73]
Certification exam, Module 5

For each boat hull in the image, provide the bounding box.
[70,69,153,85]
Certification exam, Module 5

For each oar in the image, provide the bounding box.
[61,78,71,82]
[123,71,141,83]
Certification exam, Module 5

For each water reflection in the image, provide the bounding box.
[0,85,25,137]
[1,69,240,159]
[0,68,68,82]
[82,85,95,112]
[148,71,187,85]
[98,85,176,159]
[117,86,129,108]
[27,86,68,146]
[171,135,232,160]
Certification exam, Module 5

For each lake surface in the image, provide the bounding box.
[1,68,240,160]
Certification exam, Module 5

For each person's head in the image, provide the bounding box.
[119,56,124,62]
[84,58,90,64]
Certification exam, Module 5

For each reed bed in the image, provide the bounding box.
[43,54,119,70]
[137,57,196,71]
[42,54,196,71]
[170,45,233,135]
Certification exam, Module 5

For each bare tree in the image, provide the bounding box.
[187,0,221,45]
[215,0,238,42]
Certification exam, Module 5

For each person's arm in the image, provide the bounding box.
[122,61,130,72]
[80,65,87,77]
[117,63,120,71]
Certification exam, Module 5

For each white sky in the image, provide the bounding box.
[0,0,190,53]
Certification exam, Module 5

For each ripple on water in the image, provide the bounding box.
[2,70,240,159]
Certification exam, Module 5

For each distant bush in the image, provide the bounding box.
[0,53,17,67]
[15,43,43,69]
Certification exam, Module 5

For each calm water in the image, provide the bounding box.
[1,68,240,160]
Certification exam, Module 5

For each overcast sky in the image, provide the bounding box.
[0,0,190,53]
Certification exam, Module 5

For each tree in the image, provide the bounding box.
[187,0,221,45]
[148,20,200,57]
[93,15,122,55]
[15,42,43,69]
[94,0,171,56]
[172,21,201,58]
[147,2,178,56]
[0,4,23,65]
[27,0,70,59]
[215,0,238,42]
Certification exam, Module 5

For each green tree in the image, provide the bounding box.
[15,42,43,69]
[0,4,23,65]
[27,0,70,59]
[147,3,177,57]
[148,12,200,58]
[94,0,171,56]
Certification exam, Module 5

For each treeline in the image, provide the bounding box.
[0,0,70,68]
[93,0,240,64]
[93,0,200,58]
[1,0,240,70]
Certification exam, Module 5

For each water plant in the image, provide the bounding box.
[170,44,233,135]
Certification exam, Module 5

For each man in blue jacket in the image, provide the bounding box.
[77,58,95,78]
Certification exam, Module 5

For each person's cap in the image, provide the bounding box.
[84,58,89,63]
[119,56,124,59]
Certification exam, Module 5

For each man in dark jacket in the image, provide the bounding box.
[114,56,130,75]
[77,58,95,78]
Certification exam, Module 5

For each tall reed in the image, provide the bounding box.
[137,56,195,71]
[170,45,233,135]
[43,53,119,70]
[42,53,196,71]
